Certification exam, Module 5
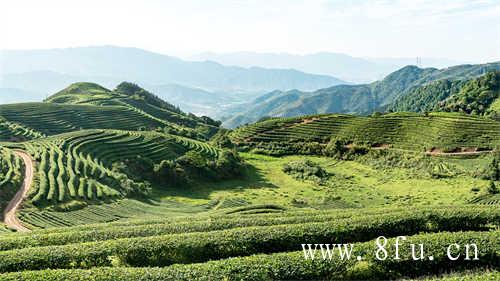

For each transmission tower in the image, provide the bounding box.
[416,57,422,67]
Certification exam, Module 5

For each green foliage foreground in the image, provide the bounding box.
[0,206,496,273]
[0,231,497,280]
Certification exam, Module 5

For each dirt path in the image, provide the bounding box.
[425,150,493,156]
[3,151,33,232]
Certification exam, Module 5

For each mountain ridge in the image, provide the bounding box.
[190,51,465,83]
[1,46,345,95]
[0,82,221,141]
[222,62,500,128]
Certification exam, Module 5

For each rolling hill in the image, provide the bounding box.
[230,112,500,154]
[1,73,499,281]
[0,81,245,226]
[223,62,500,128]
[0,82,220,141]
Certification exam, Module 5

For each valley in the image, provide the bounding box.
[0,70,498,280]
[1,1,499,279]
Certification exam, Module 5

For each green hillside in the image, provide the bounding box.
[44,82,119,105]
[230,112,500,154]
[387,79,465,113]
[223,62,500,128]
[389,71,500,118]
[438,71,500,116]
[0,102,164,138]
[1,76,499,280]
[48,81,222,136]
[5,129,236,207]
[0,82,220,141]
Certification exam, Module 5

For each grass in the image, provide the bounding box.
[21,148,492,228]
[1,82,498,280]
[155,152,492,209]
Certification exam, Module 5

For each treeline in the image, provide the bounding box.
[438,71,500,117]
[115,149,244,188]
[389,71,500,118]
[389,79,465,112]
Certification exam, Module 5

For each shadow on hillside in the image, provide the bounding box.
[149,163,278,201]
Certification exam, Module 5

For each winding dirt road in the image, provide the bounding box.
[3,150,33,232]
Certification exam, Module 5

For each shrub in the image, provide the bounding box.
[154,149,244,185]
[283,160,329,184]
[470,186,480,192]
[209,129,235,149]
[323,137,348,158]
[487,181,499,194]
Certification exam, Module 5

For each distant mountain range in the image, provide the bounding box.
[0,46,344,98]
[2,46,496,128]
[190,52,464,83]
[222,62,500,128]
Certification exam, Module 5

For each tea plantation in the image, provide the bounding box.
[0,81,498,280]
[0,206,497,280]
[16,130,218,205]
[230,112,500,154]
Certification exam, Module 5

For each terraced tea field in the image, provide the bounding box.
[5,129,220,207]
[231,112,500,153]
[0,205,497,280]
[0,81,499,280]
[44,82,219,136]
[2,145,491,231]
[0,117,46,142]
[0,103,168,137]
[0,83,220,142]
[18,199,213,228]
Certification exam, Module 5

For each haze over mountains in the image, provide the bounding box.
[191,52,464,83]
[1,46,497,128]
[0,46,342,100]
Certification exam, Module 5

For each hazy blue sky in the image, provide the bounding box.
[1,0,499,62]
